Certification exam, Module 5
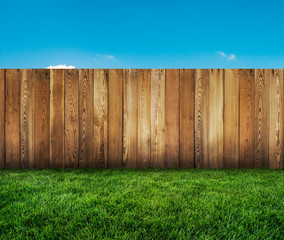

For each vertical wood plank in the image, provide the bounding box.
[195,69,209,168]
[50,69,64,168]
[34,70,50,168]
[79,69,93,168]
[255,69,269,168]
[240,69,255,168]
[123,69,138,168]
[180,69,195,168]
[64,69,79,168]
[137,69,151,168]
[0,70,5,168]
[108,69,123,168]
[224,69,240,168]
[165,69,180,168]
[5,70,21,168]
[20,69,34,168]
[209,69,224,168]
[93,69,108,168]
[151,69,165,168]
[269,69,284,169]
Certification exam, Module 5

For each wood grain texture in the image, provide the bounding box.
[195,69,209,168]
[123,69,138,168]
[64,69,79,168]
[5,70,21,168]
[180,69,195,168]
[0,70,5,168]
[151,69,165,168]
[137,69,151,168]
[93,69,108,168]
[240,69,255,168]
[255,69,269,168]
[269,69,284,169]
[50,69,64,168]
[79,69,93,168]
[34,70,50,168]
[20,69,34,168]
[108,69,123,168]
[165,69,180,168]
[224,69,240,168]
[209,69,224,168]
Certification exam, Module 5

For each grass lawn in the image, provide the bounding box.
[0,169,283,239]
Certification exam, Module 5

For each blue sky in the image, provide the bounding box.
[1,0,284,68]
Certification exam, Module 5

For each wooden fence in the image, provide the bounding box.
[0,69,283,169]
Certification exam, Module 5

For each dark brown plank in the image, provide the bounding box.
[34,69,50,168]
[0,70,5,168]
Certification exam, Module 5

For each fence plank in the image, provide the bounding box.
[195,69,209,168]
[34,70,50,168]
[209,69,224,168]
[269,69,284,169]
[0,70,5,168]
[50,69,64,168]
[224,69,240,168]
[64,69,79,168]
[239,70,255,168]
[123,69,138,168]
[165,69,180,168]
[5,70,21,168]
[255,69,269,168]
[108,69,123,168]
[151,69,165,168]
[180,69,195,168]
[79,69,93,168]
[93,69,108,168]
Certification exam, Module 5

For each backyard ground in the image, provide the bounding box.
[0,169,283,239]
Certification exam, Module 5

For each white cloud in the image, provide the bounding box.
[218,51,236,61]
[106,55,115,59]
[46,64,75,69]
[92,54,115,62]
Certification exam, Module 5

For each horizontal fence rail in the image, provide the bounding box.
[0,69,283,169]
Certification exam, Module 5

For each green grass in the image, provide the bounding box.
[0,169,283,239]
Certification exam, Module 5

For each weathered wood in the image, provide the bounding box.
[195,69,209,168]
[123,69,138,168]
[34,69,50,168]
[255,69,269,168]
[165,69,180,168]
[79,69,93,168]
[50,69,64,168]
[180,69,195,168]
[5,70,21,168]
[224,69,240,168]
[269,69,284,169]
[0,70,5,168]
[240,69,255,168]
[64,69,79,168]
[151,69,165,168]
[108,69,123,168]
[93,69,108,168]
[209,69,224,168]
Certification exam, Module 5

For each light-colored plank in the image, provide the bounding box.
[209,69,224,168]
[123,69,138,168]
[50,69,64,168]
[151,69,165,168]
[224,69,240,168]
[34,70,50,168]
[137,69,151,168]
[269,69,284,169]
[255,69,269,168]
[195,69,209,168]
[0,70,5,168]
[108,69,123,168]
[79,69,93,168]
[240,69,255,168]
[93,69,108,168]
[64,69,79,168]
[180,69,195,168]
[165,69,180,168]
